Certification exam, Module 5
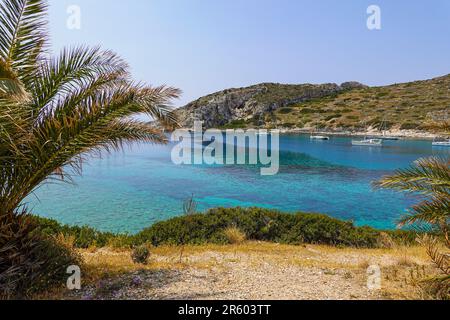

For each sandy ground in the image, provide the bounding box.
[58,243,438,301]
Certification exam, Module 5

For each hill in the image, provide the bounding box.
[176,74,450,133]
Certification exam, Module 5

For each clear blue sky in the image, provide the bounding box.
[48,0,450,106]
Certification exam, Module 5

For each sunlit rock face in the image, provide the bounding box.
[176,81,366,129]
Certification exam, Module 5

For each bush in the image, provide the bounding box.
[278,107,293,114]
[0,214,81,299]
[283,123,297,128]
[30,216,119,249]
[324,114,341,121]
[223,227,246,245]
[400,122,419,130]
[31,208,418,250]
[133,207,385,248]
[346,115,360,121]
[131,245,150,265]
[222,119,248,129]
[299,108,315,114]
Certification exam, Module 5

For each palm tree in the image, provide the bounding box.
[376,157,449,245]
[0,0,179,296]
[376,156,449,298]
[0,0,180,217]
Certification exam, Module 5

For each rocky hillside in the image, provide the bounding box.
[176,74,450,132]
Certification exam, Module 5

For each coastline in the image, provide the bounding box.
[177,126,440,140]
[277,128,439,140]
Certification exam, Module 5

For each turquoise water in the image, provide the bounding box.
[27,134,450,233]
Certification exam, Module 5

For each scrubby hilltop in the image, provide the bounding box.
[177,74,450,132]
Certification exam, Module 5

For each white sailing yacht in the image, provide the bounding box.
[310,127,330,140]
[352,138,383,147]
[432,138,450,147]
[310,135,330,140]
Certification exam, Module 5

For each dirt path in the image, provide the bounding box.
[67,243,431,300]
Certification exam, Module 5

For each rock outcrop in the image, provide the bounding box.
[176,82,367,128]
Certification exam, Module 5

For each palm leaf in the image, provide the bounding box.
[0,0,48,84]
[31,46,128,116]
[399,196,450,227]
[375,157,450,196]
[0,58,29,101]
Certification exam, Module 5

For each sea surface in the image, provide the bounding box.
[27,134,450,233]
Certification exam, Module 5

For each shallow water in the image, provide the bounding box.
[27,134,450,233]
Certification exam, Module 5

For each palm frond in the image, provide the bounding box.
[417,235,450,275]
[375,157,450,196]
[7,82,178,205]
[0,0,48,83]
[399,196,450,227]
[135,85,181,127]
[0,58,29,101]
[32,46,129,116]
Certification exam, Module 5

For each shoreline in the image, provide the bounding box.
[277,128,439,140]
[177,127,441,140]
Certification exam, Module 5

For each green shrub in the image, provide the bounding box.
[31,208,418,251]
[30,216,119,249]
[131,245,150,265]
[222,119,248,129]
[346,115,360,121]
[324,114,341,121]
[400,122,419,130]
[376,92,389,98]
[133,207,384,248]
[278,107,293,114]
[299,108,316,114]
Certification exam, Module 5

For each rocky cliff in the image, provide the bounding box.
[177,82,367,128]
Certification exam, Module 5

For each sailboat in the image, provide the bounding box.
[353,119,382,146]
[432,138,450,147]
[310,127,330,140]
[352,137,383,147]
[310,135,330,140]
[378,117,400,140]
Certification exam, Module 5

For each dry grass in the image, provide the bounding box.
[223,227,246,245]
[44,242,444,300]
[79,242,433,275]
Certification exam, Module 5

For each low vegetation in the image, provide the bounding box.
[32,207,417,250]
[223,226,247,245]
[131,245,150,265]
[19,206,448,300]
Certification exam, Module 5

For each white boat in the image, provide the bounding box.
[352,138,383,147]
[432,139,450,147]
[310,127,330,140]
[310,135,330,140]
